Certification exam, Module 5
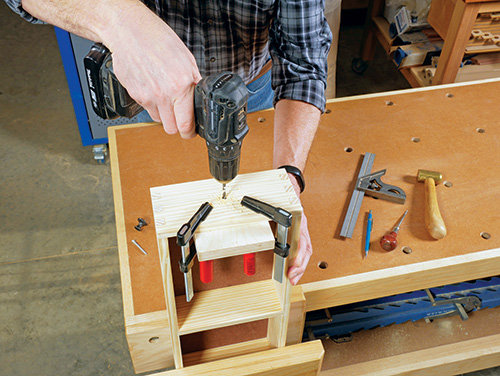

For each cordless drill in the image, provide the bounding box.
[85,45,249,195]
[194,72,249,198]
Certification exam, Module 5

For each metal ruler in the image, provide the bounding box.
[340,153,375,238]
[340,153,406,238]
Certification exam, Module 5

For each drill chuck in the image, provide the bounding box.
[207,141,242,184]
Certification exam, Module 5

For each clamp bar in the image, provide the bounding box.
[176,202,213,302]
[241,196,292,283]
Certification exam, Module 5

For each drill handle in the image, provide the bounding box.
[194,72,249,146]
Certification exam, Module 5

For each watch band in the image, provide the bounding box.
[278,165,305,193]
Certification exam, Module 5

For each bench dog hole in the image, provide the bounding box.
[481,232,491,240]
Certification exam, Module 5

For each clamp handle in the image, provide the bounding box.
[177,202,213,247]
[241,196,292,228]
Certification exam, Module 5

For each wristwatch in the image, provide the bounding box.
[278,165,305,193]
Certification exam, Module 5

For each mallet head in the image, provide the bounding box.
[417,169,443,184]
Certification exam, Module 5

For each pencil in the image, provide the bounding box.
[365,210,373,258]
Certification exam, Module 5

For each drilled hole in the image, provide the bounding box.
[402,246,412,254]
[149,336,160,343]
[481,232,491,240]
[344,147,353,153]
[444,181,453,188]
[412,137,421,143]
[258,117,266,123]
[386,101,394,106]
[477,128,485,134]
[318,261,329,269]
[325,109,332,114]
[446,93,454,98]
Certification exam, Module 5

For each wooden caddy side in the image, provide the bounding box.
[150,169,303,369]
[109,126,173,372]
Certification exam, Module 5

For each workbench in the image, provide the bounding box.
[109,78,500,375]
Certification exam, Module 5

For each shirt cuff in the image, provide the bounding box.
[5,0,46,24]
[273,79,326,113]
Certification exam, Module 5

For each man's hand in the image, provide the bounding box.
[22,0,201,138]
[273,99,321,285]
[287,176,313,286]
[104,4,201,138]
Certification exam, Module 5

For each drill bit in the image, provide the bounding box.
[222,183,227,199]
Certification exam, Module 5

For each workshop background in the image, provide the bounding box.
[0,1,498,375]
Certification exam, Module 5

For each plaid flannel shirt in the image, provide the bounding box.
[6,0,332,111]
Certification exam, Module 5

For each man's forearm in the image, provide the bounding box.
[22,0,201,137]
[21,0,153,46]
[273,99,321,172]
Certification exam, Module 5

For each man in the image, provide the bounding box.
[5,0,332,285]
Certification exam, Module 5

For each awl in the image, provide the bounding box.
[241,196,292,283]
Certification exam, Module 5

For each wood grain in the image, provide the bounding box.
[155,340,324,376]
[423,178,447,239]
[433,0,481,84]
[321,334,500,375]
[175,280,283,335]
[194,221,275,261]
[150,169,301,238]
[182,338,270,367]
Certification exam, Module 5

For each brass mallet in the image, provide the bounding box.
[417,169,447,239]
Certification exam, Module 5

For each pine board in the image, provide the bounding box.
[194,221,275,261]
[150,169,301,238]
[175,280,283,335]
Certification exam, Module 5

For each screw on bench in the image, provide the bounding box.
[134,218,148,231]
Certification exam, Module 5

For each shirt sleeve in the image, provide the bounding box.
[4,0,46,24]
[269,0,332,112]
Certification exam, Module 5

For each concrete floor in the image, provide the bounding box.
[0,2,498,375]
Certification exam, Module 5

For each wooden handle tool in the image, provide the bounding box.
[417,170,447,239]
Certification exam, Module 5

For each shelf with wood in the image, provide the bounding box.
[428,0,500,84]
[372,16,397,54]
[175,280,284,335]
[359,0,500,86]
[156,340,325,376]
[182,338,271,367]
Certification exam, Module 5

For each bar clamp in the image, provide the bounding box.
[241,196,292,283]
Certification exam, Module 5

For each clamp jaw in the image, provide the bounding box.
[177,202,213,302]
[241,196,293,283]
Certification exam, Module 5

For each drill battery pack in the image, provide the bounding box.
[84,43,143,120]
